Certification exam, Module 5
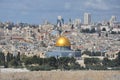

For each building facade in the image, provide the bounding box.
[84,13,91,25]
[46,36,81,58]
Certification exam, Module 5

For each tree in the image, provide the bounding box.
[58,57,70,70]
[57,57,80,70]
[115,51,120,66]
[16,52,20,61]
[6,52,14,65]
[69,57,76,64]
[48,57,57,68]
[9,58,19,67]
[69,62,81,70]
[32,55,39,64]
[93,52,103,56]
[6,52,11,62]
[102,57,118,67]
[82,50,92,56]
[23,57,33,65]
[84,58,101,65]
[38,58,43,65]
[22,55,43,65]
[102,57,111,66]
[0,52,5,65]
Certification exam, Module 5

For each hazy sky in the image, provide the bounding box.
[0,0,120,24]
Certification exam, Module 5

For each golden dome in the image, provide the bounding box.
[55,36,71,47]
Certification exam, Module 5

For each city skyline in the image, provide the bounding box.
[0,0,120,24]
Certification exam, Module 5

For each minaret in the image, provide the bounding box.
[57,16,64,36]
[57,16,64,27]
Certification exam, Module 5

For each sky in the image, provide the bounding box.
[0,0,120,24]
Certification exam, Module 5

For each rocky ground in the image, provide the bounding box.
[0,70,120,80]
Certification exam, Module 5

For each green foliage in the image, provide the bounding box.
[6,52,18,67]
[0,52,5,65]
[102,52,120,68]
[9,58,19,67]
[16,52,20,61]
[6,52,11,62]
[1,51,120,70]
[84,58,101,65]
[27,65,55,71]
[23,57,33,65]
[6,52,15,65]
[104,58,117,67]
[93,52,105,56]
[8,55,22,68]
[48,57,57,68]
[4,62,8,68]
[23,56,82,71]
[86,65,107,70]
[82,50,91,55]
[82,50,104,56]
[115,51,120,66]
[84,57,108,70]
[69,62,81,70]
[57,57,81,70]
[58,57,70,70]
[22,55,42,65]
[0,52,22,68]
[102,57,110,66]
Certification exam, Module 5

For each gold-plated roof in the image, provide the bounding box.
[55,36,71,47]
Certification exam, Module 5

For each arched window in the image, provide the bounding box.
[102,28,106,31]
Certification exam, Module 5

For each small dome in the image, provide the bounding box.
[55,36,71,47]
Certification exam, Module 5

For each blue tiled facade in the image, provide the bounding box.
[46,46,81,58]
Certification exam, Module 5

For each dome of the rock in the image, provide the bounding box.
[55,36,71,47]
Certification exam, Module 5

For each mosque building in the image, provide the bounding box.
[46,36,81,58]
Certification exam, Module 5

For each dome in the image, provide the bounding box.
[55,36,71,47]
